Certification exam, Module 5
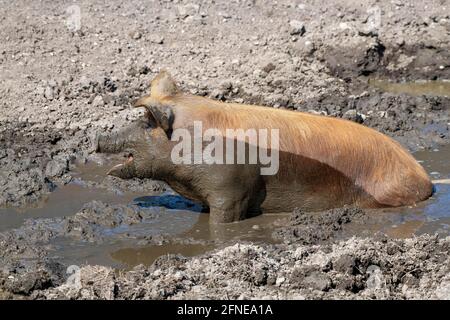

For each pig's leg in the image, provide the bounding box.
[205,165,263,223]
[207,183,263,223]
[208,194,250,224]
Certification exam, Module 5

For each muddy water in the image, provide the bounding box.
[109,212,287,267]
[369,79,450,96]
[385,145,450,237]
[110,212,286,268]
[0,159,287,268]
[0,184,136,232]
[0,146,449,268]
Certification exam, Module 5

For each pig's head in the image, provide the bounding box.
[96,119,174,180]
[96,71,178,180]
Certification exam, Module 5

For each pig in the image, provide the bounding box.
[96,70,433,223]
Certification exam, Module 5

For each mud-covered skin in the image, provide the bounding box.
[96,125,265,223]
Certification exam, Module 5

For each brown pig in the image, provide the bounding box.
[96,71,433,223]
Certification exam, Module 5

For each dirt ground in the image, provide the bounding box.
[0,0,449,299]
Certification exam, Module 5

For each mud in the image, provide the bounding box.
[272,207,367,245]
[28,235,450,300]
[1,0,450,299]
[2,198,450,299]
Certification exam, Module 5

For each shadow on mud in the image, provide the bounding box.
[133,194,205,212]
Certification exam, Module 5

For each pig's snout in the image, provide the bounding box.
[95,132,128,154]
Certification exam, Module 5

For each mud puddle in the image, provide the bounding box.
[0,146,449,269]
[0,156,161,232]
[369,79,450,97]
[110,212,286,268]
[0,183,138,232]
[0,158,286,268]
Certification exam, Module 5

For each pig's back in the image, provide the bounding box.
[217,104,433,208]
[168,94,433,208]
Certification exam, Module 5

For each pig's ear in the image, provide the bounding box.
[150,70,178,99]
[133,97,174,139]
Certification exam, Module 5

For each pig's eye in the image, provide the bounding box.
[145,109,158,128]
